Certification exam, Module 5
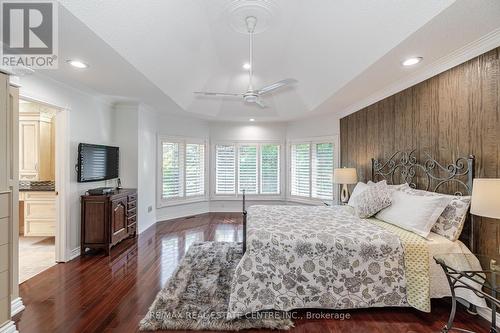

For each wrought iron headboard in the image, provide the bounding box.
[371,150,475,250]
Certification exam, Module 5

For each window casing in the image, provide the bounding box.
[212,142,282,199]
[157,136,207,207]
[288,137,338,203]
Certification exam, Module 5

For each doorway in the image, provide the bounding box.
[16,96,69,284]
[17,99,58,282]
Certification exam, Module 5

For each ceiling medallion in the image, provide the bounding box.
[225,0,278,34]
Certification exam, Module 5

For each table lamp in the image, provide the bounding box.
[470,178,500,252]
[333,168,358,204]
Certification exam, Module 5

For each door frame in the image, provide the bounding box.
[18,94,70,263]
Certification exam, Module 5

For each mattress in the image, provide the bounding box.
[366,214,485,307]
[228,204,486,319]
[426,232,486,307]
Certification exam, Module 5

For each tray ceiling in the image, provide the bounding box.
[41,0,500,121]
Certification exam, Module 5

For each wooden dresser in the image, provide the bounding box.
[81,188,137,255]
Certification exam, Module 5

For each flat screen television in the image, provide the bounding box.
[77,143,119,183]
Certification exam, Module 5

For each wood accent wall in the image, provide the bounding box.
[340,47,500,256]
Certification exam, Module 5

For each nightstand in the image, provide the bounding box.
[434,253,499,333]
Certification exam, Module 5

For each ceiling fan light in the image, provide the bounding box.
[244,95,258,103]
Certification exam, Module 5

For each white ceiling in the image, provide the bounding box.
[38,0,500,122]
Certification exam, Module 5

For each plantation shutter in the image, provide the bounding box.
[260,144,280,194]
[291,143,311,196]
[238,145,258,194]
[312,143,334,200]
[216,144,236,194]
[162,142,183,199]
[185,143,205,197]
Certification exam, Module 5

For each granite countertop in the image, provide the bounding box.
[19,180,55,192]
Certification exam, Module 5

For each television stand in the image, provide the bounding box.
[80,188,137,256]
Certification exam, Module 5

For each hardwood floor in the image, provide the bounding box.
[15,213,491,333]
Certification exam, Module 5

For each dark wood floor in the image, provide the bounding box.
[15,213,491,333]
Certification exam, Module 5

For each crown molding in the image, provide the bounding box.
[337,28,500,119]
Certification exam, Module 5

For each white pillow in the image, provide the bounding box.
[375,191,451,238]
[397,186,471,241]
[347,182,369,206]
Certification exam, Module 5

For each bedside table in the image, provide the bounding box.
[434,253,499,333]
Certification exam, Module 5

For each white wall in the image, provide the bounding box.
[20,73,115,258]
[136,105,157,233]
[112,104,139,188]
[209,122,287,142]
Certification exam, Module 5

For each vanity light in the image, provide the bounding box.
[66,59,89,69]
[402,57,423,67]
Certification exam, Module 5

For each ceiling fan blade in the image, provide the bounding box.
[255,99,266,108]
[257,78,298,95]
[193,91,242,97]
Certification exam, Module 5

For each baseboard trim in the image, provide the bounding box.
[477,306,500,329]
[69,247,80,261]
[0,321,17,333]
[10,297,25,316]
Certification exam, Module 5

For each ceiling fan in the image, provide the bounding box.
[193,16,298,108]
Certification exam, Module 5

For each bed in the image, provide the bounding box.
[227,151,486,319]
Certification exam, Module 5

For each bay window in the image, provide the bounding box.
[214,142,282,197]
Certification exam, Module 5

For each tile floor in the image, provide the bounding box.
[19,236,56,283]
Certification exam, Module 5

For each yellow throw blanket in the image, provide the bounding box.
[368,219,431,312]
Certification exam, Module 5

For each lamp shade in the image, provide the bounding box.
[333,168,358,184]
[470,178,500,219]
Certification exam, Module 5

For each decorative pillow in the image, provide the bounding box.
[368,181,409,192]
[398,187,471,241]
[351,181,392,218]
[375,191,451,238]
[348,180,402,207]
[347,182,369,206]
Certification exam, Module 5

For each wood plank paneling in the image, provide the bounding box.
[340,47,500,257]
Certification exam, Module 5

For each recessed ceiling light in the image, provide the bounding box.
[249,118,255,122]
[243,62,251,70]
[402,57,423,67]
[66,59,89,69]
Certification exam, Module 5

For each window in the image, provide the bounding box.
[291,143,310,197]
[312,143,334,199]
[238,145,258,194]
[162,142,182,199]
[214,143,281,196]
[158,136,206,206]
[289,138,337,201]
[185,144,205,197]
[215,144,236,194]
[260,144,280,194]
